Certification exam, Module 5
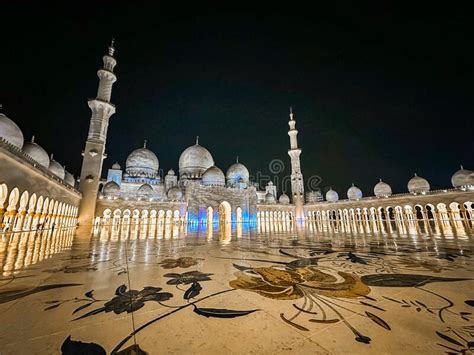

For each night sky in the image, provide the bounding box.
[1,3,472,196]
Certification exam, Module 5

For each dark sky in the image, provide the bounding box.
[1,2,472,196]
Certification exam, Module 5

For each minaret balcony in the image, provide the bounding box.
[88,98,116,108]
[288,148,302,155]
[97,69,117,82]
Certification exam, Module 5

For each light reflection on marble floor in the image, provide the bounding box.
[0,223,473,354]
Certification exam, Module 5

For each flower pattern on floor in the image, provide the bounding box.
[158,257,202,269]
[0,227,473,354]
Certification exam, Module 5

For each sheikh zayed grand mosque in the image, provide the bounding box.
[0,41,473,239]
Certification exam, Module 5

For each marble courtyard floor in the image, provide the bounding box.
[0,223,473,354]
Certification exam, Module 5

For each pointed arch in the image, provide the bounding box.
[219,201,232,225]
[236,207,242,223]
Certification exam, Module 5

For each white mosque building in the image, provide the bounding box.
[0,40,473,237]
[97,134,259,228]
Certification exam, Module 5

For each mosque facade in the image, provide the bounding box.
[0,41,473,237]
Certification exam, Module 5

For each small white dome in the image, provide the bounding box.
[408,173,430,194]
[179,139,214,178]
[326,188,339,202]
[48,155,65,179]
[279,193,290,204]
[137,183,154,197]
[103,181,120,197]
[347,184,363,200]
[64,171,75,187]
[0,113,24,149]
[112,162,121,170]
[451,165,474,189]
[374,179,392,198]
[167,187,183,201]
[125,143,159,178]
[265,192,276,204]
[202,166,225,186]
[226,158,250,184]
[167,169,175,176]
[469,172,474,190]
[22,137,50,168]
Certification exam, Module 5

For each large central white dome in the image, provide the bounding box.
[125,143,159,178]
[178,139,214,178]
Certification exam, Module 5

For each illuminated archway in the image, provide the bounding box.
[149,210,157,237]
[207,206,214,225]
[173,210,180,224]
[13,190,29,231]
[219,201,232,225]
[236,207,242,223]
[0,183,9,225]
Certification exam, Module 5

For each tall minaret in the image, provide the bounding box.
[78,40,117,235]
[287,107,305,222]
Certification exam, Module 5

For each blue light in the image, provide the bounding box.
[186,207,258,225]
[187,223,200,233]
[186,211,200,225]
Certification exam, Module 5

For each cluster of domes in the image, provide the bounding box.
[125,141,159,179]
[114,138,252,192]
[272,165,473,204]
[0,113,75,187]
[174,143,251,188]
[323,184,363,202]
[201,159,252,188]
[323,169,473,201]
[324,180,393,202]
[320,164,474,202]
[256,190,290,205]
[101,179,185,202]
